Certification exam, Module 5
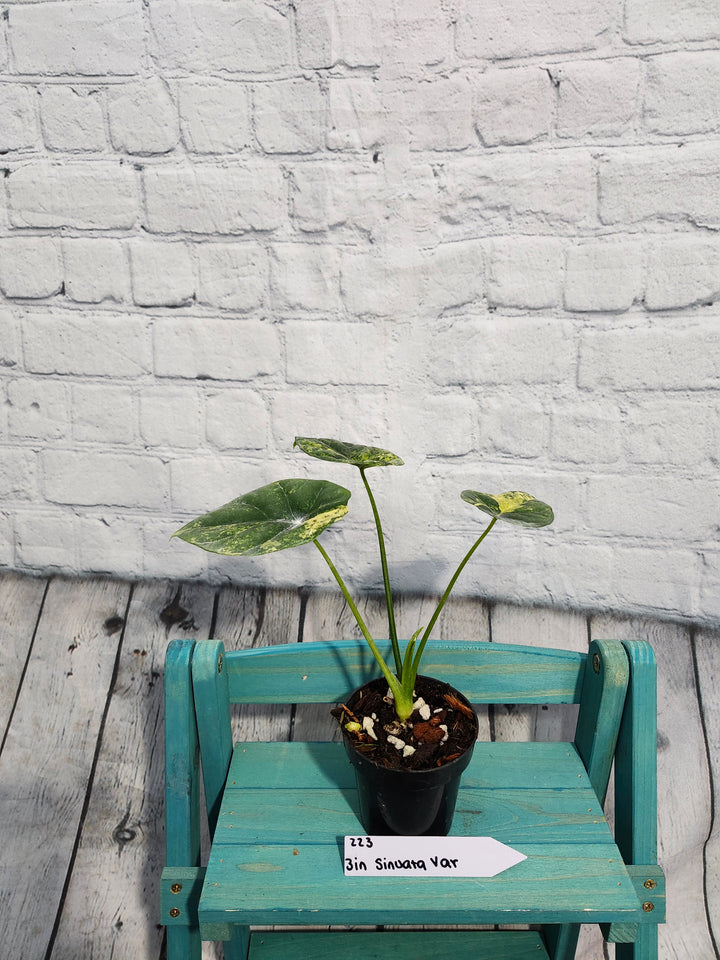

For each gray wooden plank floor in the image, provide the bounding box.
[0,573,717,960]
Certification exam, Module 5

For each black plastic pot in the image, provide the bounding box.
[342,679,478,836]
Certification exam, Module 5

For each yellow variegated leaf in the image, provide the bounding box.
[294,437,404,469]
[173,479,351,556]
[461,490,554,528]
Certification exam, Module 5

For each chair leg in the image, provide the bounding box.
[616,926,658,960]
[222,926,251,959]
[544,923,580,959]
[167,926,202,960]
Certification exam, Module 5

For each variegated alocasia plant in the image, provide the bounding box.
[173,438,554,722]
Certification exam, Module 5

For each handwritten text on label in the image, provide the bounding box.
[343,835,527,878]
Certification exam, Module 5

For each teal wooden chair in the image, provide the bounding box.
[161,637,664,959]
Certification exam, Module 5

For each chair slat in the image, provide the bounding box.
[248,930,550,960]
[224,740,594,791]
[199,840,638,927]
[223,639,585,704]
[216,785,611,845]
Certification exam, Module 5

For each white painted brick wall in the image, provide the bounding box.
[555,58,642,139]
[473,67,554,147]
[63,238,130,304]
[40,86,107,153]
[107,78,179,155]
[0,237,63,298]
[178,81,252,155]
[7,161,139,229]
[8,1,145,76]
[2,0,720,625]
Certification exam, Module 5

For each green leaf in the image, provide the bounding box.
[461,490,554,528]
[173,479,351,556]
[294,436,404,469]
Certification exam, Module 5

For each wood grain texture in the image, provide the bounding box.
[193,640,251,960]
[490,604,588,742]
[0,576,132,960]
[215,783,611,844]
[49,581,216,960]
[693,627,720,957]
[193,639,235,831]
[574,639,629,803]
[164,640,204,960]
[0,573,47,739]
[215,586,301,743]
[224,639,585,705]
[247,929,550,959]
[200,840,640,926]
[591,614,716,960]
[226,739,605,791]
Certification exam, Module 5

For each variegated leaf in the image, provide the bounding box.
[173,479,351,556]
[294,436,404,469]
[461,490,554,528]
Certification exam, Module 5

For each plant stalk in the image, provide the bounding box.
[409,517,498,681]
[360,467,402,677]
[313,539,406,709]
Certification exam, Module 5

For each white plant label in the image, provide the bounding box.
[343,835,526,878]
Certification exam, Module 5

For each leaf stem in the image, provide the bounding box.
[360,467,402,677]
[410,517,498,680]
[313,539,403,701]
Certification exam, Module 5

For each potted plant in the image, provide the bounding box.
[172,437,553,835]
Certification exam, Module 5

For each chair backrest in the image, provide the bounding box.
[184,636,631,830]
[220,638,587,704]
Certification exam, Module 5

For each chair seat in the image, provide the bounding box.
[198,740,644,933]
